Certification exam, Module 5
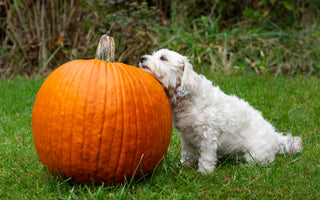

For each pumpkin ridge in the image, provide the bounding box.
[92,61,107,181]
[128,67,151,173]
[133,68,159,172]
[145,76,158,170]
[108,62,124,183]
[157,82,171,159]
[145,69,171,166]
[48,61,84,175]
[96,62,116,182]
[43,64,72,171]
[113,63,129,181]
[117,64,141,178]
[80,60,99,181]
[59,61,89,179]
[58,61,88,177]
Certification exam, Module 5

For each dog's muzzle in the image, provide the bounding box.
[139,56,152,74]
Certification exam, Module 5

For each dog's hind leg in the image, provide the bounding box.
[243,132,302,165]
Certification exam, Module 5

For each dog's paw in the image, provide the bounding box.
[197,163,215,175]
[180,158,195,167]
[197,166,214,175]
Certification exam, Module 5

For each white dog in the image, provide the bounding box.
[139,49,302,174]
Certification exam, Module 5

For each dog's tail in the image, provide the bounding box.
[277,132,303,154]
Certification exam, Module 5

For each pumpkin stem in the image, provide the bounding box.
[95,35,115,62]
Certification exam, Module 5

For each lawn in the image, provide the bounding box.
[0,72,319,199]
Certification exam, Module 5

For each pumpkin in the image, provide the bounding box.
[32,35,172,184]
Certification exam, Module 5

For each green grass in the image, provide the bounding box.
[1,73,320,199]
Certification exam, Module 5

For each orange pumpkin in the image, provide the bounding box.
[32,35,172,184]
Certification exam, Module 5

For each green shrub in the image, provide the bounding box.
[1,0,320,77]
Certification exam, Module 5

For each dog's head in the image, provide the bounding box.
[139,49,197,104]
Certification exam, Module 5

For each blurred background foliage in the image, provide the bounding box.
[0,0,320,78]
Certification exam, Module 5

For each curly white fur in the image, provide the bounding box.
[139,49,302,174]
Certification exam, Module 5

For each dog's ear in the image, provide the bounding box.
[177,57,198,97]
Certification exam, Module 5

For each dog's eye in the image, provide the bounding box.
[160,56,167,61]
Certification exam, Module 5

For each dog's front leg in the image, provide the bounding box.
[198,137,218,174]
[180,135,197,166]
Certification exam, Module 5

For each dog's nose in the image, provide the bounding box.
[140,56,147,63]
